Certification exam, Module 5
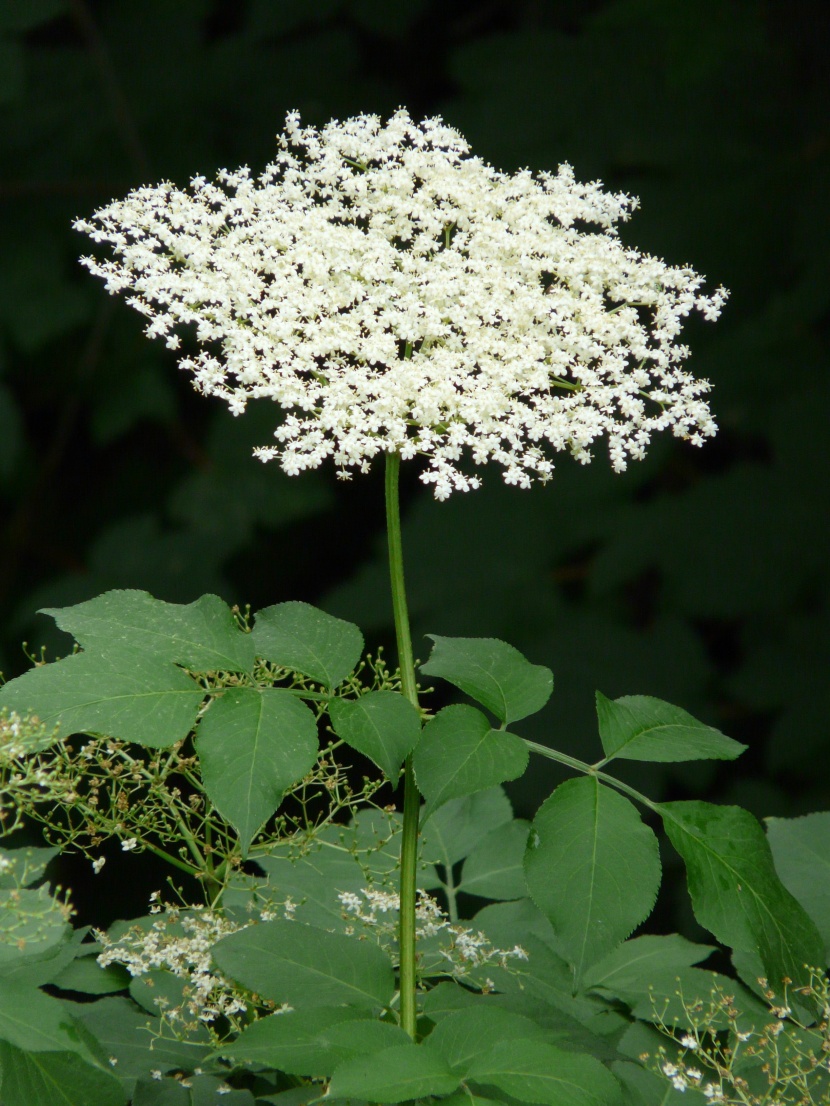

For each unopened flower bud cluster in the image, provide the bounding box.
[76,110,726,499]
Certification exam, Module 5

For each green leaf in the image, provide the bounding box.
[252,602,363,688]
[211,919,395,1011]
[458,819,530,900]
[0,651,204,747]
[0,978,86,1052]
[42,591,255,674]
[196,688,319,856]
[328,1043,460,1103]
[660,801,826,990]
[425,1007,546,1073]
[596,693,746,764]
[328,690,421,780]
[465,1038,623,1106]
[0,1043,126,1106]
[525,778,661,982]
[0,846,59,889]
[68,996,211,1083]
[0,887,70,966]
[219,1007,408,1077]
[766,811,830,952]
[249,839,369,930]
[52,955,130,996]
[419,787,514,869]
[421,636,553,723]
[621,966,764,1028]
[413,705,528,817]
[582,935,716,994]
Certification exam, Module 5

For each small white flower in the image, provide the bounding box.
[76,111,724,499]
[120,837,138,852]
[679,1034,697,1050]
[91,856,106,874]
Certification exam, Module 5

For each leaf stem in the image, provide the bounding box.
[522,738,660,814]
[385,448,420,1039]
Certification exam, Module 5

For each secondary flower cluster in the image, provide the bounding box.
[338,886,528,974]
[76,110,726,498]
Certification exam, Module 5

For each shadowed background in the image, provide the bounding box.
[1,0,828,921]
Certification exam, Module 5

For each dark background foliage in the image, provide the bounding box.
[1,0,828,921]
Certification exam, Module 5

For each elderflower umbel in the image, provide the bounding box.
[75,111,726,499]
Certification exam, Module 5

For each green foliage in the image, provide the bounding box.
[766,811,830,953]
[421,636,554,724]
[211,919,396,1011]
[328,690,421,781]
[219,1007,409,1077]
[195,689,319,857]
[660,801,826,992]
[327,1042,459,1102]
[2,591,828,1105]
[0,1045,126,1106]
[595,693,746,764]
[414,704,529,817]
[251,603,363,690]
[525,777,662,983]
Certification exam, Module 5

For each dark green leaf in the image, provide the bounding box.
[328,1043,459,1103]
[0,651,204,747]
[249,838,368,930]
[465,1038,623,1106]
[414,705,528,817]
[52,955,130,996]
[42,590,254,674]
[69,996,211,1083]
[596,693,746,764]
[0,978,87,1052]
[766,811,830,952]
[458,819,530,900]
[419,787,514,869]
[425,1006,546,1073]
[0,887,70,967]
[525,778,661,982]
[329,690,421,780]
[211,920,395,1011]
[219,1007,407,1076]
[660,801,826,990]
[0,1043,126,1106]
[0,846,59,889]
[421,636,553,723]
[196,688,319,856]
[582,935,715,994]
[252,602,363,688]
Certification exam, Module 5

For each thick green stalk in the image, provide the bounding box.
[385,450,420,1039]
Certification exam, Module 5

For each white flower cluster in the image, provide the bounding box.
[75,111,726,498]
[96,904,248,1027]
[338,887,527,972]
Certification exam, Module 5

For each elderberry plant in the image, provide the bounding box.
[0,111,826,1106]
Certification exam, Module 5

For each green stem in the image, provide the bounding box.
[385,449,420,1039]
[522,738,660,813]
